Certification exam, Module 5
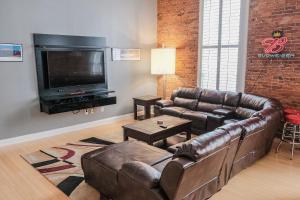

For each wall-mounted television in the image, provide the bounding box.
[33,34,117,114]
[45,50,105,88]
[34,34,108,96]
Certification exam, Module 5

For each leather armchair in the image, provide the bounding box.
[117,129,232,200]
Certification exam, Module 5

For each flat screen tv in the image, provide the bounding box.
[46,50,105,88]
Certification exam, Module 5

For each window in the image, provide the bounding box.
[199,0,248,92]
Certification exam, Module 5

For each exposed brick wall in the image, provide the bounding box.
[157,0,300,108]
[245,0,300,108]
[157,0,199,98]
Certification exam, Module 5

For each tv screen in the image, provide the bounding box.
[46,51,105,88]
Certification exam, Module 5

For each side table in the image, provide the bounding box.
[133,95,162,120]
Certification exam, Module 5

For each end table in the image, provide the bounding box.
[133,95,162,120]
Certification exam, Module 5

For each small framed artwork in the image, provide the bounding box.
[112,48,141,61]
[0,43,23,62]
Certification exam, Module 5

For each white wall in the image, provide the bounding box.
[0,0,157,139]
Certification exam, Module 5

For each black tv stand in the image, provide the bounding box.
[40,90,116,114]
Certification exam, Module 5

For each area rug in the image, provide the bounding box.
[22,137,114,200]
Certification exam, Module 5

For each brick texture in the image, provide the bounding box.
[245,0,300,108]
[157,0,300,108]
[157,0,199,98]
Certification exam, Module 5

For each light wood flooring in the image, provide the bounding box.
[0,117,299,200]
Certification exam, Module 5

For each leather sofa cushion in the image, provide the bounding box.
[160,107,188,117]
[218,123,243,140]
[207,114,226,131]
[176,87,202,99]
[223,91,241,107]
[223,119,241,125]
[197,102,222,112]
[213,108,234,117]
[196,88,225,113]
[263,99,282,109]
[173,129,230,161]
[236,107,256,119]
[252,107,276,121]
[239,94,268,110]
[120,161,161,189]
[182,111,208,130]
[174,97,198,110]
[237,117,266,137]
[155,100,174,108]
[199,89,225,104]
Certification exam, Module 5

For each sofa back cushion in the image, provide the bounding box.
[172,87,201,110]
[161,129,231,200]
[235,94,268,119]
[174,97,198,110]
[239,94,268,110]
[176,87,202,99]
[237,117,266,137]
[263,98,282,109]
[173,129,230,161]
[223,91,241,110]
[235,107,257,119]
[197,89,225,112]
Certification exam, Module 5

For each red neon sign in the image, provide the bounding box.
[261,30,288,54]
[261,37,288,54]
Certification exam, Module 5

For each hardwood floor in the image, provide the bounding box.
[0,118,299,200]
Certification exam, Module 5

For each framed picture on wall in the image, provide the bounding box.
[0,43,23,62]
[111,48,141,61]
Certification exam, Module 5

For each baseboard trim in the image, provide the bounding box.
[0,113,133,147]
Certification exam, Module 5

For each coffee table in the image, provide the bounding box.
[123,115,192,145]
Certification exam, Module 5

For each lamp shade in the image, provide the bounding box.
[151,48,176,75]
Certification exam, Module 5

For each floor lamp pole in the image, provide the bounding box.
[163,74,167,100]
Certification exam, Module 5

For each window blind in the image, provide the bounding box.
[200,0,241,92]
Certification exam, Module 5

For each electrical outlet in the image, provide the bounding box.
[100,107,105,112]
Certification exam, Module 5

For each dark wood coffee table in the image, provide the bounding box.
[123,115,192,145]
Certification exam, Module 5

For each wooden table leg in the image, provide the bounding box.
[186,128,192,140]
[163,139,167,147]
[123,129,129,141]
[147,139,153,146]
[134,101,138,120]
[145,104,151,119]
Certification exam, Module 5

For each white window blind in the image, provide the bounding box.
[200,0,242,92]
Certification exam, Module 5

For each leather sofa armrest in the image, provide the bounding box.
[252,108,276,120]
[167,142,185,153]
[160,158,194,200]
[155,100,174,108]
[207,115,226,131]
[213,108,234,117]
[120,161,161,189]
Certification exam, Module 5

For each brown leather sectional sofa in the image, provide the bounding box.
[82,87,282,200]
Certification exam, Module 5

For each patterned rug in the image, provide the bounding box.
[22,137,114,200]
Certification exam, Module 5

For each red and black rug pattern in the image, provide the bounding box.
[22,137,114,200]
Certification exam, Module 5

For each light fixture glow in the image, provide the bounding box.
[151,48,176,75]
